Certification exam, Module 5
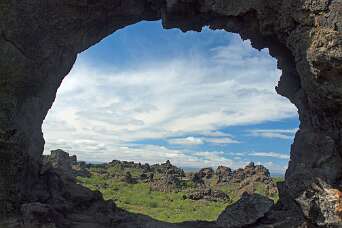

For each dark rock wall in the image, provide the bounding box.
[0,0,341,226]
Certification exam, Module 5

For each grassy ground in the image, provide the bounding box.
[78,175,227,222]
[78,174,283,223]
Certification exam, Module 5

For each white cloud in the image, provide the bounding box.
[167,135,239,145]
[42,33,296,172]
[202,131,232,137]
[249,152,290,160]
[168,137,204,145]
[204,137,239,144]
[192,151,241,167]
[248,128,298,140]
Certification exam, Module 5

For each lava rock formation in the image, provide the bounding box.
[0,0,341,227]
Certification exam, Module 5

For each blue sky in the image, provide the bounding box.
[43,21,299,175]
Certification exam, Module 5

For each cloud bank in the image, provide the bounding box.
[248,128,298,140]
[43,33,297,173]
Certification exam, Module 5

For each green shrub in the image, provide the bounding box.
[148,201,159,208]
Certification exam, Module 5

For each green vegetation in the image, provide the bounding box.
[77,171,282,223]
[272,176,285,183]
[78,175,228,222]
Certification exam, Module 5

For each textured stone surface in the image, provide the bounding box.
[43,149,74,176]
[151,160,185,177]
[43,149,91,178]
[193,163,279,198]
[197,168,215,179]
[0,0,341,227]
[217,193,274,227]
[150,173,182,192]
[185,188,229,202]
[256,182,311,227]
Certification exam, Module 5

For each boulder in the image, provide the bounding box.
[151,160,185,177]
[191,173,205,187]
[215,163,278,198]
[217,193,274,227]
[224,162,271,184]
[185,188,230,202]
[44,149,73,175]
[216,166,232,183]
[43,149,90,178]
[150,174,182,192]
[198,167,214,179]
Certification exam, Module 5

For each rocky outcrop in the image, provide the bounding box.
[120,172,136,184]
[99,159,186,187]
[43,149,90,178]
[110,160,152,173]
[150,174,182,192]
[151,160,185,177]
[217,193,274,227]
[197,168,214,179]
[193,163,279,198]
[191,167,215,187]
[78,158,279,201]
[218,162,272,184]
[191,173,205,187]
[256,182,311,227]
[0,0,341,226]
[185,189,229,202]
[232,163,278,197]
[147,160,186,192]
[0,164,123,228]
[216,166,232,183]
[42,149,74,176]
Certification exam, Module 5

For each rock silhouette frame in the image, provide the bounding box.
[0,0,341,226]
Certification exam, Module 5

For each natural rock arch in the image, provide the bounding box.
[0,0,341,227]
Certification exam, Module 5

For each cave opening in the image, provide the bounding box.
[42,21,299,223]
[1,1,340,226]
